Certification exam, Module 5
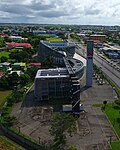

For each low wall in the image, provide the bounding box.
[0,124,47,150]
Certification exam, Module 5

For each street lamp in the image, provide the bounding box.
[112,87,115,99]
[38,137,41,144]
[18,126,20,133]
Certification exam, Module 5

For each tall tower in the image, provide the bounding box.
[86,40,94,87]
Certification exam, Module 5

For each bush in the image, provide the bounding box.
[114,100,120,105]
[2,115,16,127]
[67,146,77,150]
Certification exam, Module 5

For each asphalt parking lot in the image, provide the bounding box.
[11,73,118,150]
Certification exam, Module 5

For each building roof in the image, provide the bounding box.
[30,62,41,66]
[0,72,5,77]
[0,33,7,37]
[2,62,11,66]
[13,63,26,66]
[7,42,32,49]
[10,71,21,76]
[90,34,106,37]
[35,68,69,79]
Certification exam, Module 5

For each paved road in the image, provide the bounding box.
[93,56,120,88]
[75,45,120,89]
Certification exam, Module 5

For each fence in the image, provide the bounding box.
[0,124,48,150]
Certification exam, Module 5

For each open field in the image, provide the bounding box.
[111,141,120,150]
[0,90,12,108]
[0,52,10,58]
[46,37,63,42]
[0,136,23,150]
[37,34,52,37]
[105,103,120,137]
[105,103,120,150]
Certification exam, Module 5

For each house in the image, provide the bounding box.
[30,62,41,68]
[2,62,11,69]
[10,71,21,76]
[12,63,26,70]
[90,34,106,42]
[7,42,32,49]
[0,72,5,78]
[10,36,28,41]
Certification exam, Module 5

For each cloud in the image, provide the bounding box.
[0,0,120,25]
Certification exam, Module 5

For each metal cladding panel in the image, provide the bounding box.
[86,40,94,87]
[87,40,94,59]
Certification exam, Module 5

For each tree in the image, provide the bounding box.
[50,113,76,149]
[42,57,54,68]
[7,90,23,106]
[9,49,30,62]
[103,100,107,110]
[7,72,20,87]
[2,115,16,127]
[20,74,30,85]
[4,36,12,42]
[25,67,38,80]
[0,56,8,63]
[0,37,5,47]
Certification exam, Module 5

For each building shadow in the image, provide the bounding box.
[21,89,70,112]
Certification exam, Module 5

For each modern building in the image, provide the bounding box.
[90,34,106,42]
[38,40,76,65]
[34,68,71,100]
[35,39,84,103]
[102,46,120,59]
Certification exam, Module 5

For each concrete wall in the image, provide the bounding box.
[0,124,47,150]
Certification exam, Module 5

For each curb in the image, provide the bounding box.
[104,111,120,141]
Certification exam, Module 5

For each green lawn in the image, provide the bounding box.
[105,103,120,150]
[37,34,52,37]
[0,52,10,58]
[105,103,120,137]
[46,37,63,42]
[0,136,23,150]
[111,141,120,150]
[0,90,12,108]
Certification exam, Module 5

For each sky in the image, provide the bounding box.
[0,0,120,25]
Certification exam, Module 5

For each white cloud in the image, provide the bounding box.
[0,0,120,25]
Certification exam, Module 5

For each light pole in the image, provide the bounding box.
[38,137,41,144]
[112,87,115,99]
[18,126,20,133]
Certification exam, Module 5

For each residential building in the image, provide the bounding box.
[90,34,106,42]
[7,42,32,49]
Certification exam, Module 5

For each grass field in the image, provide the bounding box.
[0,90,12,108]
[111,141,120,150]
[37,34,52,37]
[105,103,120,150]
[105,103,120,137]
[0,52,10,58]
[0,136,23,150]
[46,37,63,42]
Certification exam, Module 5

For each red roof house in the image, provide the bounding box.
[30,62,41,67]
[0,33,7,37]
[7,42,32,49]
[0,72,5,77]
